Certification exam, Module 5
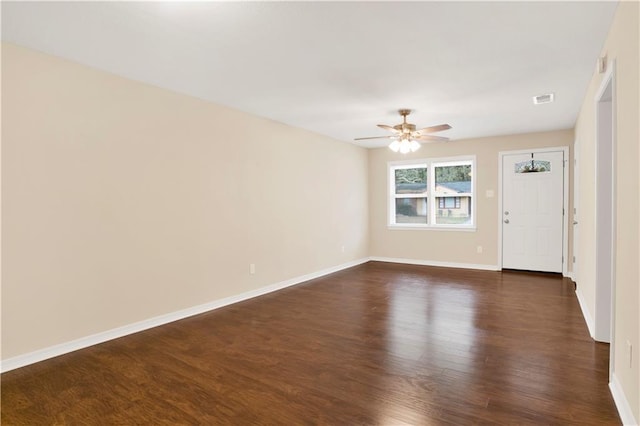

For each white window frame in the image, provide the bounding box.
[388,155,476,231]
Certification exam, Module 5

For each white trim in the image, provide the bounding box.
[608,59,617,382]
[497,146,569,274]
[575,288,595,339]
[562,150,570,277]
[572,138,580,296]
[387,155,476,168]
[497,146,570,157]
[369,256,499,271]
[595,59,616,102]
[593,59,617,374]
[609,374,637,425]
[387,225,477,232]
[498,154,504,269]
[1,258,369,373]
[565,271,575,281]
[590,59,618,394]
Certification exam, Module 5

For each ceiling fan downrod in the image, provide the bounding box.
[396,109,415,133]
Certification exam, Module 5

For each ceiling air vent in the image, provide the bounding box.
[533,93,555,105]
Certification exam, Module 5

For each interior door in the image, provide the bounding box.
[502,151,564,273]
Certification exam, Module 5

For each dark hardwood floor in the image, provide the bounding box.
[2,261,620,425]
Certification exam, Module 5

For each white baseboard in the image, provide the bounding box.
[1,257,369,373]
[610,373,638,425]
[565,271,575,281]
[575,288,595,339]
[369,256,499,271]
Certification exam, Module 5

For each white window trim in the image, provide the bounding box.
[388,155,476,231]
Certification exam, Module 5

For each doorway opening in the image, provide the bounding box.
[594,61,616,360]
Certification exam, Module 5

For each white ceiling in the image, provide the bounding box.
[1,1,618,148]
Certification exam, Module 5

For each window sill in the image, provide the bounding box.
[387,225,477,232]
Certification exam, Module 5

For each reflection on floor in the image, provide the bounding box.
[1,261,619,424]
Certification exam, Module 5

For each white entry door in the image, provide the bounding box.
[502,150,564,272]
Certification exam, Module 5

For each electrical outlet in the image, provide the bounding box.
[477,246,483,254]
[341,245,345,253]
[250,264,256,275]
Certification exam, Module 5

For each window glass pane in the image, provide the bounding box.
[434,163,472,225]
[515,160,551,173]
[395,197,427,224]
[395,167,427,194]
[436,196,472,224]
[434,164,471,194]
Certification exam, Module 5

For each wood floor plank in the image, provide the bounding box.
[1,262,620,424]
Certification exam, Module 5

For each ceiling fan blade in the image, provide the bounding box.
[414,124,452,134]
[354,135,395,141]
[414,135,449,142]
[377,124,400,133]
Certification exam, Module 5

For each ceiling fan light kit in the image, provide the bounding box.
[355,109,451,154]
[389,138,421,153]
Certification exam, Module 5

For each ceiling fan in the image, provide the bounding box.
[355,109,451,153]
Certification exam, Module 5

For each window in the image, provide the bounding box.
[389,156,475,229]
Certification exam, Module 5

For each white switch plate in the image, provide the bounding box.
[486,190,494,198]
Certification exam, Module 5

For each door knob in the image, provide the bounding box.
[573,220,578,225]
[504,211,509,215]
[504,219,510,224]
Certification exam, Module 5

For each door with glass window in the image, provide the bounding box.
[502,151,564,272]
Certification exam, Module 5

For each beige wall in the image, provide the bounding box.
[368,130,574,267]
[1,43,369,359]
[574,1,640,420]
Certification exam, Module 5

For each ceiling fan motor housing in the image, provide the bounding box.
[394,123,416,133]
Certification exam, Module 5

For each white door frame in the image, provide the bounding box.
[593,60,616,374]
[498,146,570,276]
[572,139,579,283]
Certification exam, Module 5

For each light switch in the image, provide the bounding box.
[486,190,494,198]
